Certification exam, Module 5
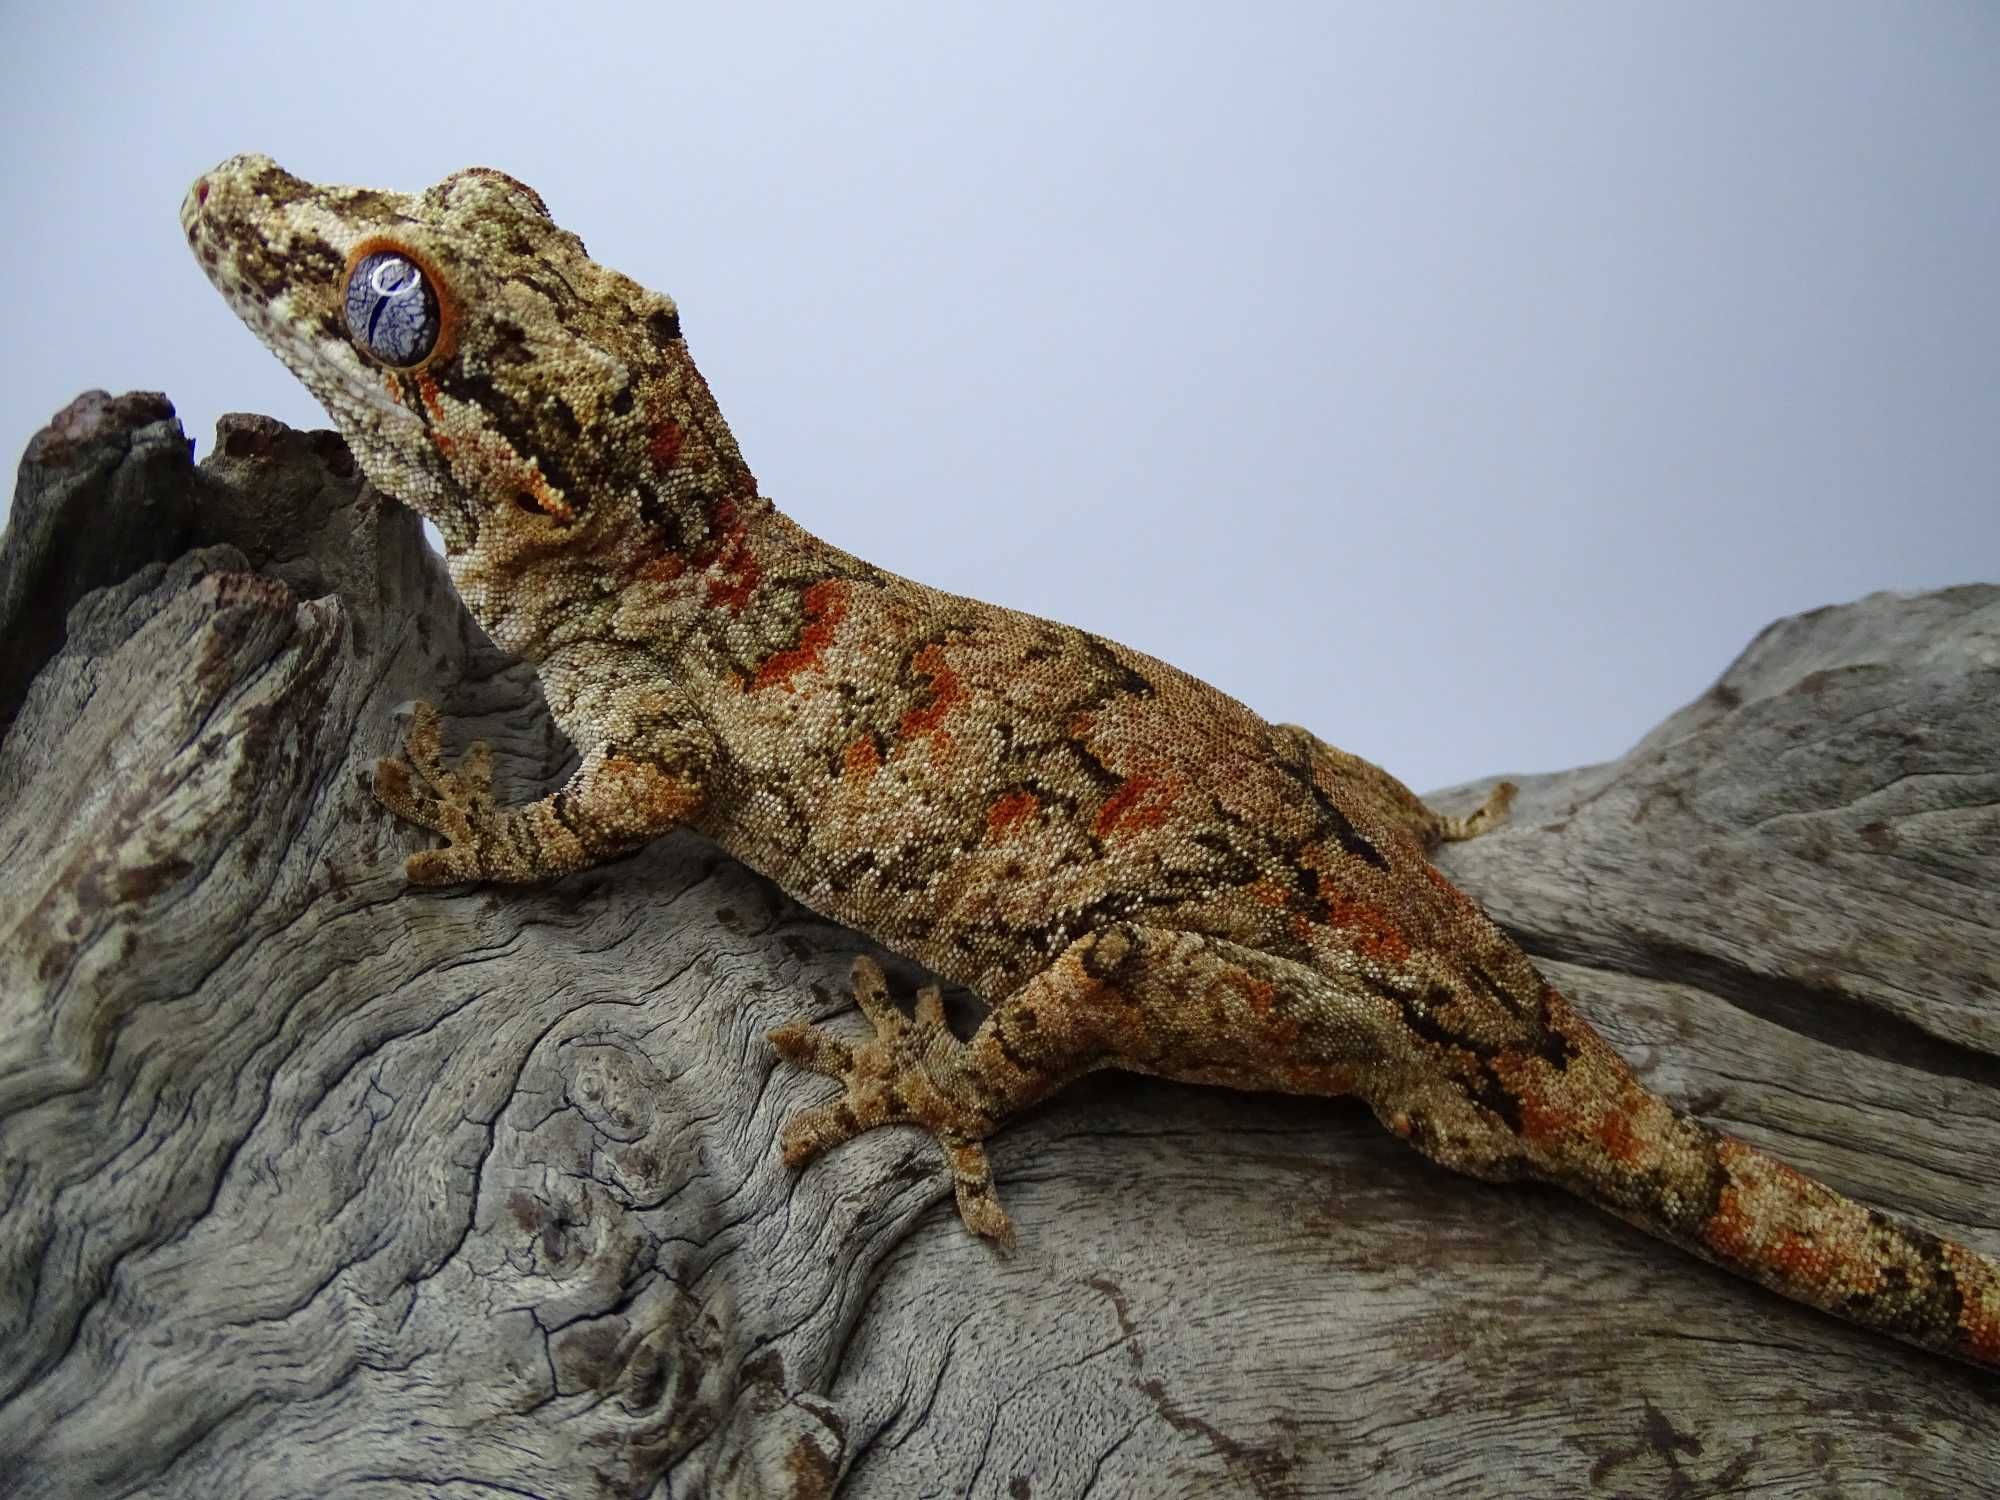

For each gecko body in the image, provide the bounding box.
[182,155,1999,1371]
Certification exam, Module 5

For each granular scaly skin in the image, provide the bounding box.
[182,155,1999,1372]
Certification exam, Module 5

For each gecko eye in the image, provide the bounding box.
[343,249,442,368]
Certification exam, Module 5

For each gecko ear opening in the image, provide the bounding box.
[342,237,458,371]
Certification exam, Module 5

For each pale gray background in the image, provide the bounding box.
[3,2,1995,791]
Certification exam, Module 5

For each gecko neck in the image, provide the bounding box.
[434,483,838,672]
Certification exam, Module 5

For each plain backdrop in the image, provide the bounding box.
[3,2,1994,792]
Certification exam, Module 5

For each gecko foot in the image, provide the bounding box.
[768,955,1015,1246]
[1435,779,1518,843]
[371,700,500,884]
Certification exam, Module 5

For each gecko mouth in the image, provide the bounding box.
[260,316,420,430]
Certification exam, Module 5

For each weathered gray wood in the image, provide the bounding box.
[1,395,1994,1498]
[0,392,196,739]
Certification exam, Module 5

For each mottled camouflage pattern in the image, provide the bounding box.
[183,155,1998,1371]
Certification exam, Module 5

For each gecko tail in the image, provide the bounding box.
[1384,979,2000,1372]
[1564,1104,1998,1372]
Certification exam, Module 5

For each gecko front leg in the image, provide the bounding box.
[374,695,717,884]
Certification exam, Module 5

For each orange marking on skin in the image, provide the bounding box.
[1290,913,1315,945]
[517,466,574,521]
[414,372,574,521]
[1487,1050,1582,1150]
[1512,1090,1573,1150]
[415,374,455,456]
[1243,978,1277,1017]
[1765,1228,1841,1288]
[842,735,881,783]
[1943,1245,2000,1362]
[1494,1052,1651,1165]
[1593,1104,1645,1166]
[1709,1181,1761,1259]
[694,497,761,613]
[1093,775,1177,838]
[648,417,684,470]
[752,579,848,690]
[985,790,1040,840]
[898,643,966,741]
[593,756,703,823]
[1323,892,1410,965]
[1247,879,1293,909]
[1700,1139,1783,1267]
[1967,1316,2000,1365]
[1695,1140,1903,1302]
[637,551,687,583]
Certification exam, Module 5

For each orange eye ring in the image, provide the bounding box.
[341,236,459,371]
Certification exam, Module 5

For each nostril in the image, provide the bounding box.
[195,179,210,205]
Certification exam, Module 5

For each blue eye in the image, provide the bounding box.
[344,249,441,367]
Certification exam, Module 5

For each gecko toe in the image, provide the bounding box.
[396,700,447,779]
[778,1100,866,1166]
[404,846,480,886]
[767,1019,855,1079]
[945,1138,1014,1246]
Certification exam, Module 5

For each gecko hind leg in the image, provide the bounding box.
[768,925,1399,1246]
[770,955,1014,1243]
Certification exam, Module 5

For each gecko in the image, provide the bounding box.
[180,154,1998,1374]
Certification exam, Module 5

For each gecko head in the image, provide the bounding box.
[181,154,755,560]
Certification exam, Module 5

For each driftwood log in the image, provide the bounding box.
[1,392,1995,1498]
